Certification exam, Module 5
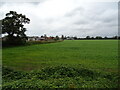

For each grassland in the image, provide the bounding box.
[2,40,119,89]
[3,40,118,72]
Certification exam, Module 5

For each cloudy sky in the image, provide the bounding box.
[0,0,118,37]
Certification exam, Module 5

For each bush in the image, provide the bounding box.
[2,36,27,47]
[2,66,119,89]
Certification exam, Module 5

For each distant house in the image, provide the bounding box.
[66,37,74,40]
[27,35,60,41]
[27,36,38,41]
[27,36,53,41]
[47,37,55,40]
[39,37,45,41]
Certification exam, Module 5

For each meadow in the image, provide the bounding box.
[2,40,119,89]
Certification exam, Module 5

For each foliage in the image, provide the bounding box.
[86,36,90,39]
[95,36,103,39]
[61,35,64,40]
[55,36,59,40]
[2,66,119,89]
[2,11,30,46]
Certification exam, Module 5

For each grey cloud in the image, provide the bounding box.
[0,1,118,37]
[65,7,84,17]
[0,2,5,6]
[74,20,88,25]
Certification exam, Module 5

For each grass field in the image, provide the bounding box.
[3,40,118,72]
[2,40,119,88]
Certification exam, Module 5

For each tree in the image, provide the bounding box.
[91,37,94,39]
[112,36,118,39]
[61,35,64,40]
[95,36,102,39]
[2,11,30,45]
[55,36,59,40]
[64,36,67,39]
[104,36,108,39]
[73,36,77,40]
[86,36,90,39]
[119,36,120,39]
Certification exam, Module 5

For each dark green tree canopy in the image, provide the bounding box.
[86,36,90,39]
[2,11,30,46]
[2,11,30,38]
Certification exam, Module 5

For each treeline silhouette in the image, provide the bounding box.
[62,35,120,40]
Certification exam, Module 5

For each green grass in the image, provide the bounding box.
[3,40,118,72]
[2,40,119,88]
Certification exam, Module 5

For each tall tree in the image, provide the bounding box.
[61,35,64,40]
[2,11,30,45]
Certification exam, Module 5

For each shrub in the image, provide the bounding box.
[2,66,119,89]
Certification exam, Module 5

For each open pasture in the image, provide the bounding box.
[3,40,118,72]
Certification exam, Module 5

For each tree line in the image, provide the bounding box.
[60,35,120,40]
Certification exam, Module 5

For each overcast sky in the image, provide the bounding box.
[0,0,118,37]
